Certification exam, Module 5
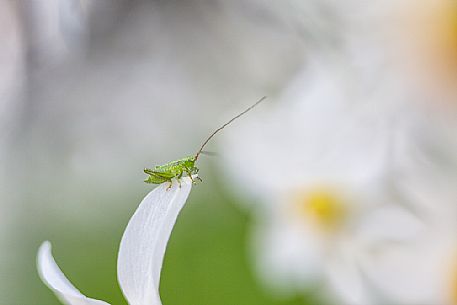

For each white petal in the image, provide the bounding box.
[117,178,193,305]
[37,241,110,305]
[253,219,324,294]
[325,246,374,305]
[355,205,426,245]
[358,235,455,304]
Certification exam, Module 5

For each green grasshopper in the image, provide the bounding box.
[144,96,267,190]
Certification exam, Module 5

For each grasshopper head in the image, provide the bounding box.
[182,156,198,175]
[183,156,196,167]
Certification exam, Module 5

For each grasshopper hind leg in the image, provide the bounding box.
[145,172,168,185]
[144,170,175,191]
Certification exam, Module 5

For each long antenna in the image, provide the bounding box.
[195,96,267,160]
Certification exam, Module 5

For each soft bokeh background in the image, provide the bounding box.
[1,1,457,305]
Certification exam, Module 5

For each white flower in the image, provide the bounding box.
[37,177,193,305]
[250,178,427,305]
[357,227,457,305]
[220,62,442,304]
[360,116,457,305]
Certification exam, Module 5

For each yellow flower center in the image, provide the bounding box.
[295,188,347,233]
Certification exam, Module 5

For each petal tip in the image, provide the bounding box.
[37,240,52,274]
[38,240,51,253]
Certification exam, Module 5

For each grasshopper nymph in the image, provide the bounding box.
[144,96,267,190]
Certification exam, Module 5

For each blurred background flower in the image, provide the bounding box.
[1,0,457,305]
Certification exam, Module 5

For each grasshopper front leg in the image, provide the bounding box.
[184,166,197,184]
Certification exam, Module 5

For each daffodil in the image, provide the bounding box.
[37,177,193,305]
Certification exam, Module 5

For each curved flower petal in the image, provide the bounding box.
[117,178,193,305]
[356,205,426,245]
[358,235,455,305]
[325,248,374,305]
[37,241,110,305]
[253,219,324,293]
